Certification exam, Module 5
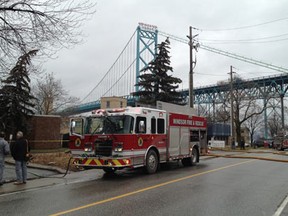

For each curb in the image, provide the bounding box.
[207,153,288,163]
[209,148,277,154]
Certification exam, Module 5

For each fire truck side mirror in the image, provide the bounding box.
[70,120,76,135]
[71,120,76,131]
[139,121,146,133]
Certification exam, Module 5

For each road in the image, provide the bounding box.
[0,157,287,216]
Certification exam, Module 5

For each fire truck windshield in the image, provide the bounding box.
[85,115,134,134]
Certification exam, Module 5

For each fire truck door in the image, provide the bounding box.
[180,127,190,155]
[136,120,153,147]
[200,130,207,151]
[169,127,179,156]
[169,126,190,156]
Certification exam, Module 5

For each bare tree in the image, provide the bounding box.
[214,105,230,123]
[217,76,269,143]
[265,98,288,137]
[33,72,79,115]
[0,0,96,72]
[243,106,263,143]
[232,88,269,143]
[268,112,282,137]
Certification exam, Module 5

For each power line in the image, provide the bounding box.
[235,68,283,76]
[201,37,288,44]
[195,72,227,77]
[159,30,288,74]
[200,33,288,44]
[196,16,288,31]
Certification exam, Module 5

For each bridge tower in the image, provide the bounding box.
[136,23,158,92]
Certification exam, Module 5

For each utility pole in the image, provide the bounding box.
[187,26,198,108]
[229,66,236,149]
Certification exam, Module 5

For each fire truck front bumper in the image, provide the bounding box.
[72,157,132,168]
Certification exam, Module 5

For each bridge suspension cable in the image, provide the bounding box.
[80,29,137,104]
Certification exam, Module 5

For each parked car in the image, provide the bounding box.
[253,138,274,148]
[253,139,264,148]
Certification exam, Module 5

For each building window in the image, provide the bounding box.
[106,101,110,108]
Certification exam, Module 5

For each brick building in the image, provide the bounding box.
[28,115,61,149]
[101,96,127,109]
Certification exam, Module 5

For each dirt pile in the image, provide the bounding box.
[31,152,78,171]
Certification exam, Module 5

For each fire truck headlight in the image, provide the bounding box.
[84,147,93,152]
[84,142,93,152]
[114,143,123,152]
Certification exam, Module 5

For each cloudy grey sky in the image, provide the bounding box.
[44,0,288,100]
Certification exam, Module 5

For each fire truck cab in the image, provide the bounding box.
[69,101,207,174]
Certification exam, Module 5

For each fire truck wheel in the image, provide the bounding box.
[103,167,117,174]
[145,149,159,174]
[181,158,189,166]
[182,147,198,166]
[191,147,199,165]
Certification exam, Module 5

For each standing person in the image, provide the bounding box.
[240,139,245,150]
[0,131,10,186]
[10,131,28,185]
[232,138,236,150]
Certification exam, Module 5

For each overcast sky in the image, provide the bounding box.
[44,0,288,100]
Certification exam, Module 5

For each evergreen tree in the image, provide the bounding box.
[0,50,38,135]
[134,38,183,106]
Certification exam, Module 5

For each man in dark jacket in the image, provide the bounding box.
[11,131,28,185]
[0,131,10,186]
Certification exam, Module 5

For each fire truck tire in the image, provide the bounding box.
[145,149,159,174]
[190,147,199,165]
[182,147,198,166]
[181,158,189,166]
[103,167,117,174]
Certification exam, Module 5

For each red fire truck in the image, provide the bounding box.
[69,101,207,174]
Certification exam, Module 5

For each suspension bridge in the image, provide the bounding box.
[63,23,288,116]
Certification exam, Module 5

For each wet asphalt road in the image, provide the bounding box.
[0,157,288,216]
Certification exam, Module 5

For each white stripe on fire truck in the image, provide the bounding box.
[71,150,84,155]
[72,148,166,158]
[119,148,166,156]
